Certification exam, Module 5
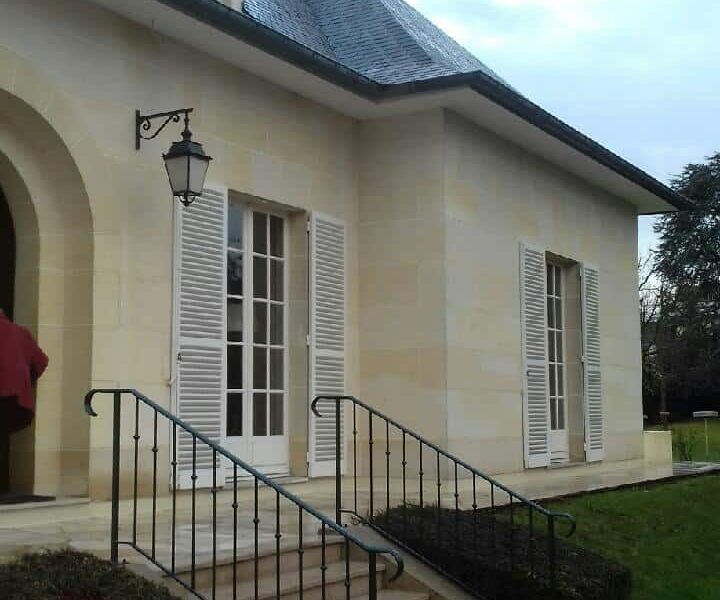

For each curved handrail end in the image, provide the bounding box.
[383,548,405,582]
[84,389,101,417]
[555,511,577,537]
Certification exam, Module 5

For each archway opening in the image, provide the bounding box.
[0,185,16,494]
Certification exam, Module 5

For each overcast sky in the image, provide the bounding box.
[406,0,720,257]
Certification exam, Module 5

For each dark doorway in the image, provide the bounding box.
[0,186,13,319]
[0,186,15,493]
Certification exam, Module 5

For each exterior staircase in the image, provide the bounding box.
[85,389,425,600]
[166,537,427,600]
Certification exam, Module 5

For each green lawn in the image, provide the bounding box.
[649,419,720,462]
[540,475,720,600]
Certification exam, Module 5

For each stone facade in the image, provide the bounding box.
[0,0,645,500]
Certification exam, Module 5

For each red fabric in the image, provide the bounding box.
[0,313,48,417]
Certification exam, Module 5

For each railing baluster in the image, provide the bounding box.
[454,462,459,559]
[212,448,217,600]
[344,537,351,600]
[402,430,407,535]
[233,464,238,600]
[321,522,327,600]
[509,493,515,579]
[472,474,478,593]
[368,553,377,600]
[385,419,391,514]
[298,508,304,600]
[549,515,557,591]
[419,441,424,508]
[132,396,139,546]
[368,412,374,518]
[276,490,282,600]
[436,450,441,536]
[110,391,121,564]
[171,422,177,574]
[191,435,197,590]
[353,402,358,515]
[151,409,158,561]
[529,506,534,580]
[254,478,259,600]
[335,398,342,525]
[491,484,497,600]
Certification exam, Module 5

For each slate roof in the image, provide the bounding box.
[242,0,508,85]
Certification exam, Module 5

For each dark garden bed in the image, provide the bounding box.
[0,550,180,600]
[372,506,631,600]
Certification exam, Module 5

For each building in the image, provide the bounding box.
[0,0,685,502]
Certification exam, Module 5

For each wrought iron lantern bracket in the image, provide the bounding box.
[135,108,194,150]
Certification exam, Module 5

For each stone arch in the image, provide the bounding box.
[0,64,94,497]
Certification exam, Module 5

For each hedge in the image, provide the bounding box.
[373,506,631,600]
[0,550,180,600]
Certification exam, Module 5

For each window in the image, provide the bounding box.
[226,200,287,439]
[546,262,565,432]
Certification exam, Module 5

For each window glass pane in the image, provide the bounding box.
[227,345,243,390]
[227,393,243,437]
[556,334,563,363]
[253,302,267,344]
[557,365,564,395]
[550,398,557,430]
[557,398,565,430]
[555,266,562,297]
[228,199,244,248]
[253,212,267,254]
[546,265,554,296]
[270,393,284,436]
[227,299,243,342]
[270,260,284,301]
[270,216,284,258]
[228,250,243,296]
[253,346,267,389]
[547,297,555,329]
[270,304,284,345]
[548,331,555,362]
[270,348,284,389]
[555,298,562,329]
[549,365,556,396]
[253,393,267,436]
[254,256,267,299]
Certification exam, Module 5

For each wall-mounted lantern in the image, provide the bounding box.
[135,108,212,207]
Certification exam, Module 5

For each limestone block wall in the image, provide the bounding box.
[358,111,448,469]
[443,111,643,473]
[0,0,360,499]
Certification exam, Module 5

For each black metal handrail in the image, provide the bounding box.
[85,388,404,600]
[312,394,576,598]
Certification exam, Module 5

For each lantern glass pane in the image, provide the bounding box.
[164,154,190,195]
[188,155,211,196]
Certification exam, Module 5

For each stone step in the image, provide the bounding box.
[172,536,346,588]
[189,559,387,600]
[353,591,429,600]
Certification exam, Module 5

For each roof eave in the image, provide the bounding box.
[153,0,691,213]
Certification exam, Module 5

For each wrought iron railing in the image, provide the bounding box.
[85,389,404,600]
[311,395,576,598]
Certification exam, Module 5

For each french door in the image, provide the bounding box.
[547,262,569,464]
[225,199,288,473]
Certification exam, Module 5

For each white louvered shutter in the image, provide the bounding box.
[520,244,550,468]
[581,263,604,462]
[308,213,346,478]
[173,185,228,489]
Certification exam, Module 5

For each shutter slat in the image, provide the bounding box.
[521,244,550,469]
[582,264,604,461]
[174,186,227,489]
[309,214,346,477]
